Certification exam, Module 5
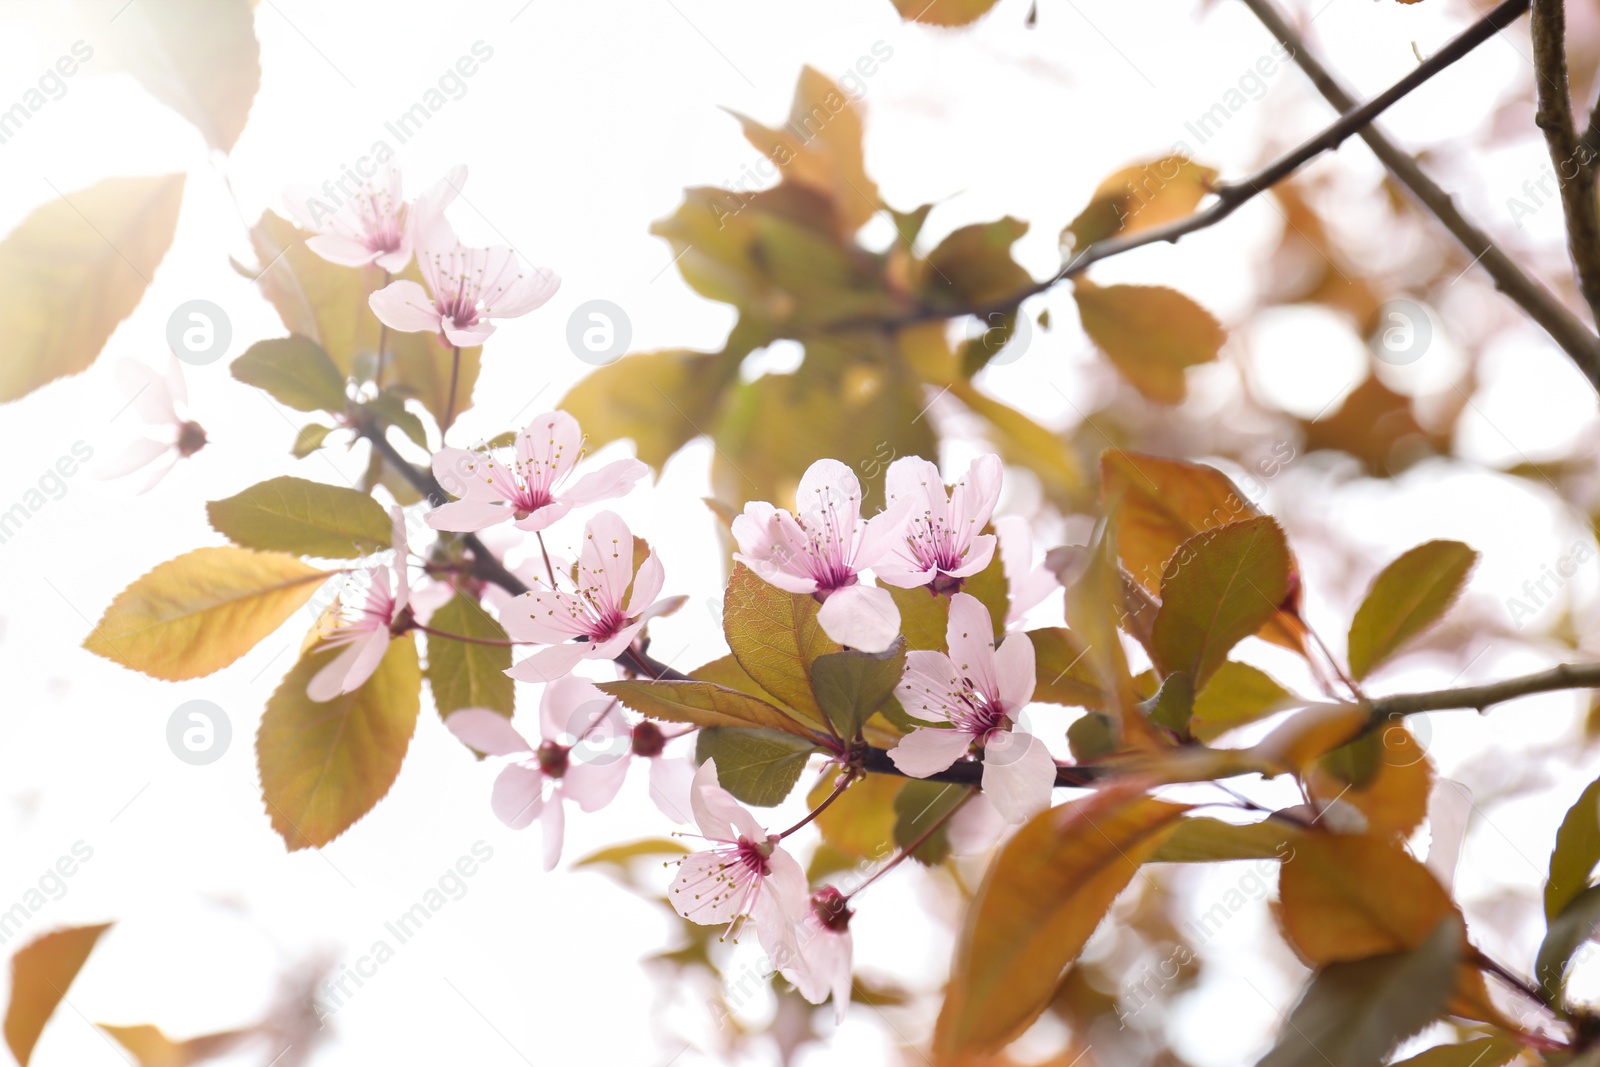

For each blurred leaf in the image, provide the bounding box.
[258,637,421,851]
[811,641,906,741]
[722,563,842,726]
[950,380,1084,504]
[426,593,513,720]
[1149,816,1297,862]
[1536,883,1600,1001]
[206,476,391,558]
[1061,533,1152,747]
[0,174,184,403]
[1546,774,1600,921]
[1102,450,1259,597]
[98,1023,249,1067]
[1064,156,1217,251]
[811,773,902,858]
[292,423,335,458]
[361,392,429,451]
[1389,1037,1524,1067]
[934,790,1190,1059]
[102,0,259,153]
[1277,834,1458,965]
[894,781,971,865]
[5,923,112,1066]
[1191,661,1297,741]
[598,678,815,736]
[1150,517,1291,689]
[231,336,347,413]
[1027,627,1103,709]
[1074,281,1224,403]
[85,548,331,681]
[1067,712,1116,761]
[1301,375,1444,477]
[1347,540,1478,681]
[1145,670,1195,733]
[1250,703,1369,774]
[889,585,951,651]
[890,0,1000,25]
[1307,726,1433,839]
[919,217,1034,311]
[561,349,732,471]
[1256,916,1461,1067]
[696,727,820,806]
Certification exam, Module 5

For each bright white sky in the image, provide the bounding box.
[0,0,1597,1064]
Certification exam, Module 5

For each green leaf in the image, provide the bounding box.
[206,475,392,558]
[696,727,820,806]
[257,636,422,851]
[1547,774,1600,921]
[293,423,335,458]
[893,781,970,865]
[4,923,112,1066]
[810,640,906,741]
[1148,816,1296,862]
[426,593,513,719]
[1191,661,1297,742]
[1536,883,1600,1001]
[1028,627,1103,709]
[85,547,332,681]
[1256,917,1461,1067]
[722,563,841,727]
[597,679,815,736]
[102,0,259,153]
[560,349,733,471]
[1389,1037,1524,1067]
[1145,670,1196,733]
[231,336,347,413]
[918,216,1033,311]
[887,585,950,651]
[362,392,430,451]
[1347,540,1478,681]
[1066,712,1116,761]
[1074,281,1225,404]
[1150,517,1291,689]
[934,793,1191,1059]
[0,174,185,403]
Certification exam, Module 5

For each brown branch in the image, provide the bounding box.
[1368,661,1600,719]
[1531,0,1600,328]
[828,0,1532,334]
[1240,0,1600,394]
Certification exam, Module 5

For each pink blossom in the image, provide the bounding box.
[731,459,909,652]
[501,511,665,682]
[669,759,808,960]
[873,454,1002,593]
[307,507,412,702]
[888,593,1054,822]
[778,886,854,1023]
[428,410,648,533]
[367,220,559,347]
[445,676,630,869]
[284,160,462,273]
[98,358,207,492]
[994,515,1059,625]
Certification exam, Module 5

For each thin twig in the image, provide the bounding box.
[1531,0,1600,327]
[1367,661,1600,718]
[825,0,1532,333]
[1240,0,1600,393]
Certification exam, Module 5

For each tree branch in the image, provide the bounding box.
[1531,0,1600,328]
[1240,0,1600,393]
[829,0,1534,336]
[1368,661,1600,719]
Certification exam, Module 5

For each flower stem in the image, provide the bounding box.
[778,768,857,839]
[846,788,975,900]
[375,270,391,390]
[536,531,559,589]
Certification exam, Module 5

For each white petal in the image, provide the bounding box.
[446,708,533,758]
[888,726,973,777]
[491,764,545,829]
[981,729,1056,822]
[816,584,900,652]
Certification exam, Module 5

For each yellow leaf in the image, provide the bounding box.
[85,547,332,681]
[0,174,185,402]
[5,923,112,1066]
[935,789,1190,1060]
[1347,540,1478,681]
[1250,703,1369,774]
[1277,834,1455,964]
[1074,281,1225,403]
[1306,725,1434,838]
[257,637,422,851]
[98,1023,249,1067]
[1063,156,1217,251]
[891,0,1000,26]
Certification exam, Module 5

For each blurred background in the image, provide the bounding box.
[1,0,1599,1063]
